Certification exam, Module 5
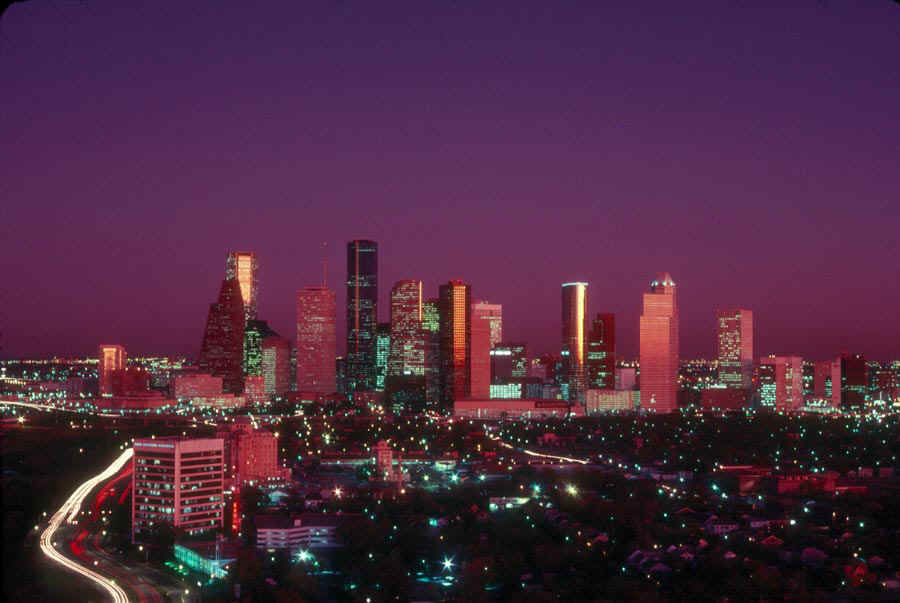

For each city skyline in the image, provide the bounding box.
[2,2,898,361]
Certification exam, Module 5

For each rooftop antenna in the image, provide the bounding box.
[321,242,328,287]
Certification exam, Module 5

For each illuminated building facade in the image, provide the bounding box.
[491,343,528,382]
[217,418,290,487]
[814,359,841,407]
[225,251,258,324]
[296,286,336,393]
[439,280,471,409]
[132,437,224,542]
[345,240,378,392]
[423,299,441,410]
[388,280,424,378]
[716,309,754,389]
[472,301,502,347]
[470,303,491,399]
[561,282,589,402]
[586,313,615,390]
[840,353,868,409]
[198,278,245,394]
[173,373,223,399]
[243,319,276,378]
[261,334,291,396]
[98,344,126,397]
[639,273,679,414]
[375,323,391,391]
[758,356,803,411]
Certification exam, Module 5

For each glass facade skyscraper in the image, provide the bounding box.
[346,240,378,392]
[388,280,424,378]
[472,301,502,347]
[423,298,441,410]
[296,286,336,393]
[439,281,471,410]
[199,278,245,394]
[225,251,258,324]
[375,322,391,392]
[639,273,679,413]
[561,282,589,402]
[586,313,615,390]
[716,309,754,389]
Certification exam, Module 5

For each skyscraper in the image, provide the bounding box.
[199,278,245,394]
[98,344,126,397]
[423,298,441,411]
[261,334,291,396]
[439,280,471,409]
[388,280,424,378]
[296,286,336,393]
[814,358,841,407]
[472,301,502,347]
[346,240,378,392]
[716,309,754,389]
[491,343,528,382]
[243,320,277,378]
[758,356,803,411]
[470,303,491,399]
[840,353,868,409]
[586,313,615,390]
[375,323,391,392]
[225,251,259,324]
[561,282,589,402]
[639,273,679,413]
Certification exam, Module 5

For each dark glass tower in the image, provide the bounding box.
[439,280,471,411]
[346,240,378,392]
[199,278,245,394]
[586,313,615,389]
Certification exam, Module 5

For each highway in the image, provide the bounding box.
[40,448,134,603]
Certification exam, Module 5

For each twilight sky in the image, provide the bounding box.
[1,1,898,361]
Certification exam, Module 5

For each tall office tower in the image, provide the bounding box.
[639,273,679,413]
[261,334,291,396]
[491,343,528,382]
[132,437,224,542]
[561,282,589,402]
[423,298,441,410]
[840,353,868,409]
[388,280,424,378]
[375,323,391,392]
[225,251,259,324]
[586,313,616,389]
[346,240,378,392]
[243,320,276,377]
[439,281,471,409]
[814,359,841,407]
[296,286,336,393]
[199,279,245,394]
[98,344,126,396]
[758,356,804,411]
[470,303,491,399]
[716,309,754,389]
[472,301,502,347]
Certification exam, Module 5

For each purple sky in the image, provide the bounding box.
[2,1,898,361]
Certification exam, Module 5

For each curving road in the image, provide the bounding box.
[40,448,134,603]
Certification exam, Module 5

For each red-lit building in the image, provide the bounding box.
[296,286,336,393]
[173,373,224,399]
[217,417,290,487]
[198,278,245,394]
[640,273,679,413]
[470,302,492,399]
[225,251,258,324]
[471,301,502,347]
[98,344,126,396]
[716,309,754,389]
[561,282,589,402]
[813,359,841,407]
[758,356,804,410]
[386,280,426,410]
[439,280,472,410]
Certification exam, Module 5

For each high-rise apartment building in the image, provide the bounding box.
[132,437,225,542]
[199,279,245,394]
[296,286,336,393]
[375,323,391,392]
[814,358,841,407]
[388,280,424,378]
[261,334,291,396]
[346,240,378,392]
[423,299,441,411]
[586,313,615,390]
[561,282,589,402]
[439,281,471,409]
[639,273,679,413]
[758,356,804,411]
[472,301,502,347]
[225,251,258,324]
[716,309,754,389]
[98,344,126,397]
[840,353,868,409]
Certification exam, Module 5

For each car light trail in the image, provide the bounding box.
[487,433,589,464]
[40,448,133,603]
